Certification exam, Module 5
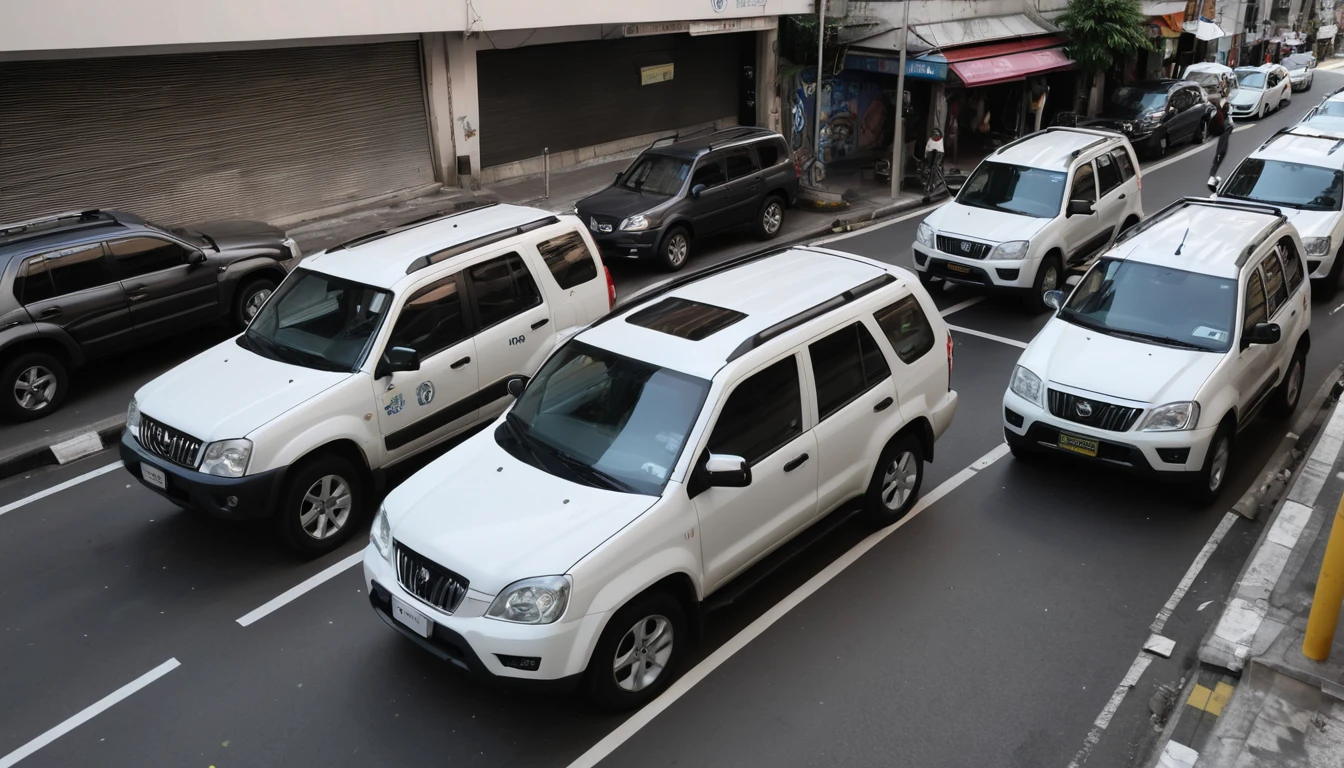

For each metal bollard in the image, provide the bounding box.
[544,147,550,199]
[1304,491,1344,660]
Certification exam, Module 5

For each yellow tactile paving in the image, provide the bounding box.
[1205,681,1235,717]
[1187,683,1214,711]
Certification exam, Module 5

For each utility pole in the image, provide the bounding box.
[890,0,911,198]
[813,0,826,186]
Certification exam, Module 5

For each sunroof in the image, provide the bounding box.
[625,297,747,340]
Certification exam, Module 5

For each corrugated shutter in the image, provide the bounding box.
[477,33,745,168]
[0,42,434,224]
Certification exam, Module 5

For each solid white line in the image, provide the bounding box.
[1150,512,1239,634]
[236,551,364,626]
[0,658,179,768]
[565,444,1010,768]
[946,324,1029,349]
[1067,654,1153,768]
[939,296,985,318]
[0,462,121,518]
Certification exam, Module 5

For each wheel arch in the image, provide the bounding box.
[0,332,81,370]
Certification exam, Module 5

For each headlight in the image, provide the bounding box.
[126,398,141,432]
[1304,237,1331,257]
[916,221,935,247]
[1009,365,1044,406]
[1141,402,1200,432]
[486,576,572,625]
[198,438,252,477]
[1121,121,1134,133]
[370,504,392,561]
[988,240,1030,260]
[620,215,649,231]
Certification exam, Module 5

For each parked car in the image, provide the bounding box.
[365,245,958,709]
[0,209,297,422]
[1230,64,1293,119]
[912,127,1145,311]
[1185,61,1238,102]
[1003,197,1310,502]
[121,202,615,556]
[1082,79,1215,157]
[1299,88,1344,134]
[1284,53,1317,92]
[574,126,800,272]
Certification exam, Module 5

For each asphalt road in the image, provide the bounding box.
[3,76,1343,768]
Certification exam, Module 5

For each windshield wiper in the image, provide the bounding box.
[1058,309,1115,335]
[542,443,637,493]
[1108,329,1205,350]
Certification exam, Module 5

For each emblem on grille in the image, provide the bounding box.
[1075,401,1094,418]
[960,241,971,253]
[416,566,431,586]
[152,425,173,454]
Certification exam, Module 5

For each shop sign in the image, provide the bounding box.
[641,63,676,85]
[689,17,779,35]
[624,22,691,37]
[844,54,947,81]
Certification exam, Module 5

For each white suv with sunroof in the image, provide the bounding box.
[365,246,958,710]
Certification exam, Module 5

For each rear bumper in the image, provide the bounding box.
[120,431,284,519]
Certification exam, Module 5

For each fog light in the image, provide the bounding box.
[1004,408,1024,428]
[226,496,238,508]
[496,654,541,671]
[1156,448,1190,465]
[913,251,928,266]
[996,268,1020,281]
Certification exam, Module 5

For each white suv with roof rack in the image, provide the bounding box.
[912,127,1144,312]
[121,202,615,556]
[364,245,958,710]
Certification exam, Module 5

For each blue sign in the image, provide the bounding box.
[845,54,948,82]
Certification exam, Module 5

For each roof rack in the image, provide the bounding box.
[331,200,500,252]
[706,126,769,150]
[1112,197,1285,266]
[645,125,718,152]
[1,210,118,244]
[725,273,896,362]
[404,215,559,274]
[991,126,1120,159]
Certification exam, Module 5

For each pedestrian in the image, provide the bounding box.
[1208,92,1234,185]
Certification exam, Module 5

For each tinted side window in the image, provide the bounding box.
[757,140,780,168]
[1110,148,1136,182]
[858,322,892,384]
[874,296,935,363]
[46,243,114,297]
[809,323,892,421]
[1281,238,1305,292]
[108,237,191,279]
[1260,252,1289,315]
[1070,163,1097,203]
[387,275,467,358]
[707,357,802,465]
[468,253,542,328]
[724,148,760,181]
[536,231,598,290]
[1244,270,1268,332]
[691,158,726,189]
[14,257,55,304]
[1095,153,1122,196]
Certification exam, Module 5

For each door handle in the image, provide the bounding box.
[127,291,148,302]
[783,453,809,472]
[36,307,61,319]
[1118,194,1126,200]
[873,397,894,412]
[531,318,550,330]
[450,356,471,369]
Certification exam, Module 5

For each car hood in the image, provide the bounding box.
[1020,320,1221,405]
[928,201,1052,244]
[1278,207,1337,239]
[135,338,352,442]
[576,185,667,220]
[385,428,658,596]
[1290,69,1309,78]
[187,220,287,251]
[1231,89,1262,106]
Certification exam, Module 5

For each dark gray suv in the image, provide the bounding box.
[575,126,800,271]
[1,210,297,421]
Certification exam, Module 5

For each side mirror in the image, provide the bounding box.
[1043,290,1064,311]
[1243,322,1281,347]
[1207,175,1222,193]
[189,250,208,265]
[704,453,751,488]
[506,376,527,398]
[690,183,707,200]
[377,346,420,378]
[1067,199,1094,217]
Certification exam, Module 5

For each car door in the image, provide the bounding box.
[1062,161,1104,264]
[686,153,733,235]
[721,146,764,227]
[1108,147,1141,219]
[1234,264,1276,420]
[694,354,818,592]
[1165,88,1191,140]
[1278,236,1309,342]
[106,236,217,336]
[1259,240,1306,360]
[463,250,555,419]
[16,243,134,358]
[373,271,481,461]
[1090,152,1125,249]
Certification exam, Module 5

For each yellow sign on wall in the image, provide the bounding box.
[641,63,675,86]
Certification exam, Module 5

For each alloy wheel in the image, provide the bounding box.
[13,365,57,411]
[1287,358,1303,408]
[244,288,273,321]
[1208,437,1230,493]
[666,234,688,267]
[1040,264,1060,295]
[881,451,919,510]
[612,615,673,692]
[763,201,783,234]
[299,474,352,540]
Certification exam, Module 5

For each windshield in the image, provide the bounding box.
[503,341,711,496]
[957,161,1067,218]
[1318,100,1344,118]
[1060,259,1237,352]
[1222,158,1343,211]
[1236,70,1266,89]
[1186,72,1223,89]
[240,269,391,372]
[1104,87,1167,117]
[619,154,691,196]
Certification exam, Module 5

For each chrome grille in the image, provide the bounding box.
[936,235,992,260]
[138,415,203,468]
[1047,389,1143,432]
[395,543,469,614]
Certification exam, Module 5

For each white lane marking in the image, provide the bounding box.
[939,296,985,318]
[0,658,180,768]
[812,203,941,245]
[565,444,1010,768]
[945,324,1029,349]
[236,551,364,627]
[1149,512,1238,634]
[0,462,121,518]
[1330,299,1344,316]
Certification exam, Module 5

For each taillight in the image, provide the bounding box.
[946,331,954,390]
[605,266,616,309]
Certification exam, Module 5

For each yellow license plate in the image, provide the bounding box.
[1057,432,1099,457]
[946,262,971,274]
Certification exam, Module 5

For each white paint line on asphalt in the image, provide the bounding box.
[0,462,121,518]
[810,203,940,246]
[565,443,1010,768]
[236,551,365,627]
[938,296,985,318]
[1329,299,1344,316]
[1149,512,1239,634]
[0,657,179,768]
[1067,654,1153,768]
[945,324,1029,349]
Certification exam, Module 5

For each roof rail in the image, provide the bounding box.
[707,126,768,150]
[992,126,1120,158]
[404,215,559,274]
[0,210,118,244]
[725,273,897,362]
[331,200,500,252]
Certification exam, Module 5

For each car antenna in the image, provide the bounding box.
[1175,226,1190,256]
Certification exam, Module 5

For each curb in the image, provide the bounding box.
[0,415,126,482]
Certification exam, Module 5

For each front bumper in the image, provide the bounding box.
[120,431,284,519]
[586,226,661,260]
[912,242,1037,290]
[1229,102,1260,118]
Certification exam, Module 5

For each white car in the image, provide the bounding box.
[1185,61,1238,103]
[365,246,958,709]
[1230,64,1292,119]
[913,127,1144,311]
[1284,53,1317,92]
[1003,197,1311,501]
[1211,125,1344,297]
[1299,88,1344,134]
[121,203,615,556]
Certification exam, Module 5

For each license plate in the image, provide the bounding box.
[1057,432,1100,458]
[141,463,166,490]
[946,262,971,274]
[392,595,432,638]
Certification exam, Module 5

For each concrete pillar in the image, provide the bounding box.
[445,33,483,190]
[421,33,457,187]
[757,25,781,131]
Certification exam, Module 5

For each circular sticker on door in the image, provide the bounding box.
[416,381,435,406]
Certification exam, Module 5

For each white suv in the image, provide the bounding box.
[1003,197,1311,501]
[913,127,1144,311]
[1211,125,1344,298]
[121,203,615,556]
[364,246,958,709]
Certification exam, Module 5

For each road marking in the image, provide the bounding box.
[565,443,1010,768]
[0,462,121,518]
[1330,299,1344,316]
[236,551,365,627]
[0,657,179,768]
[939,296,985,318]
[1150,512,1239,634]
[945,324,1029,349]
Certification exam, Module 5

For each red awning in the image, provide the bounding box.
[939,34,1065,63]
[950,47,1074,87]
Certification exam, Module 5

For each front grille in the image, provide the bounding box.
[138,415,203,468]
[1047,389,1143,432]
[936,235,992,260]
[395,543,469,614]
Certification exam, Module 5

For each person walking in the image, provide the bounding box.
[1209,90,1235,186]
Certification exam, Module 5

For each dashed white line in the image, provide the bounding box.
[946,324,1029,349]
[236,551,365,627]
[0,658,180,768]
[939,296,985,318]
[0,462,121,518]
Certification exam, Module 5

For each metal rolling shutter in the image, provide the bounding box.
[0,42,434,225]
[477,33,744,168]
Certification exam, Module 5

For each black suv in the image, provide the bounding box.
[1083,79,1215,157]
[575,126,800,271]
[1,210,296,421]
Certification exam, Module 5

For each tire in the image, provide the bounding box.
[658,227,692,272]
[1022,253,1062,313]
[1192,119,1208,145]
[1269,347,1306,420]
[583,590,687,712]
[753,195,786,240]
[1,351,69,422]
[858,433,924,527]
[273,453,367,557]
[1190,422,1233,505]
[1259,103,1268,120]
[234,277,277,329]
